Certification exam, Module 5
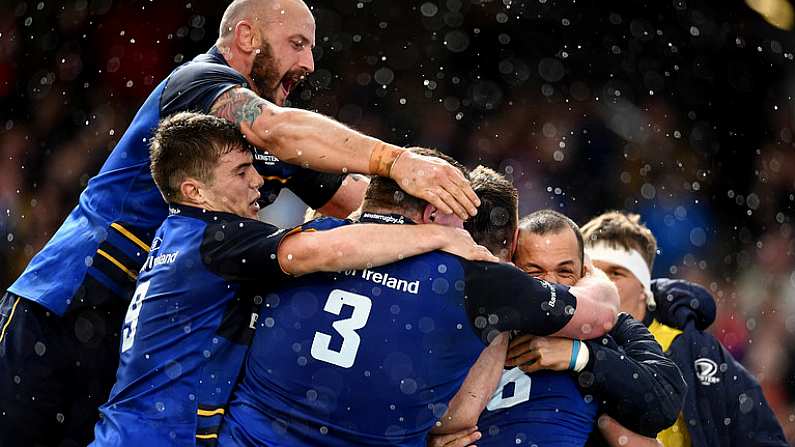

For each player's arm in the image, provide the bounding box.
[462,261,618,341]
[287,171,369,219]
[278,224,496,276]
[210,86,479,219]
[507,313,686,436]
[201,218,495,281]
[431,333,509,435]
[597,415,663,447]
[555,268,620,338]
[315,174,369,218]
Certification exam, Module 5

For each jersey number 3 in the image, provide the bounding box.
[311,289,372,368]
[121,280,150,353]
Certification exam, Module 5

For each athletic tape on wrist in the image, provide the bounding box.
[368,143,404,177]
[574,341,589,372]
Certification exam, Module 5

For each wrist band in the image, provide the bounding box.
[568,339,581,370]
[368,143,405,177]
[574,342,589,372]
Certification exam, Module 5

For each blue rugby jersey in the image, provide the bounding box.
[477,368,597,447]
[218,213,582,447]
[9,46,343,316]
[91,204,294,446]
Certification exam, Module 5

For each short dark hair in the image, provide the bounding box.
[519,209,584,267]
[464,166,519,260]
[581,211,658,270]
[150,112,252,202]
[362,148,469,215]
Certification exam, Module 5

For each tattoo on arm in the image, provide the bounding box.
[210,87,269,125]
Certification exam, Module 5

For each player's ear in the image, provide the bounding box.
[234,20,257,54]
[180,178,205,205]
[510,226,519,258]
[421,205,437,224]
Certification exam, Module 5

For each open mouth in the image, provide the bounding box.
[250,198,261,212]
[280,73,306,98]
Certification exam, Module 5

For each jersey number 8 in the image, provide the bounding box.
[311,289,372,368]
[121,280,150,353]
[486,367,533,411]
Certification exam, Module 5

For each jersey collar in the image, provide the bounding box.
[168,203,247,222]
[358,212,415,225]
[207,45,229,66]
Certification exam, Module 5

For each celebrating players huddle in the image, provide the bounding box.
[0,1,789,447]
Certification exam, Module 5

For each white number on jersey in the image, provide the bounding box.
[486,367,532,410]
[121,280,150,353]
[310,289,372,368]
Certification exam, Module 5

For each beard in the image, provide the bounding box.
[249,41,309,103]
[249,40,309,104]
[249,40,282,102]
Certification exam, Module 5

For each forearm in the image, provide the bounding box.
[278,224,444,276]
[598,415,663,447]
[432,333,509,434]
[253,107,385,174]
[317,174,369,219]
[554,276,619,339]
[211,86,388,174]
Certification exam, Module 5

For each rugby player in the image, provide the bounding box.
[217,155,621,446]
[582,211,787,447]
[89,113,493,446]
[0,0,480,445]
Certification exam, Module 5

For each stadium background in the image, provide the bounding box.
[1,0,794,441]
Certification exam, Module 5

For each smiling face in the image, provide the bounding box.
[514,227,583,287]
[251,0,315,105]
[198,148,264,219]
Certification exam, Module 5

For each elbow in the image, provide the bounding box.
[594,281,620,334]
[588,298,619,337]
[278,232,339,276]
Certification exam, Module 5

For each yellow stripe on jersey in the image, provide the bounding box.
[195,433,219,440]
[0,297,21,344]
[649,319,690,447]
[197,408,225,417]
[262,175,290,184]
[110,222,151,252]
[97,249,137,281]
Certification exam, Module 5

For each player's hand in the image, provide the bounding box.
[597,414,663,447]
[390,150,480,220]
[439,227,498,263]
[427,426,481,447]
[505,334,573,373]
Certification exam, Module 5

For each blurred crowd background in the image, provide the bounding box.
[1,0,794,441]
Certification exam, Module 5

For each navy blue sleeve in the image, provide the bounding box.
[160,61,247,115]
[199,216,291,282]
[462,261,576,341]
[286,168,346,209]
[652,278,717,330]
[579,314,686,437]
